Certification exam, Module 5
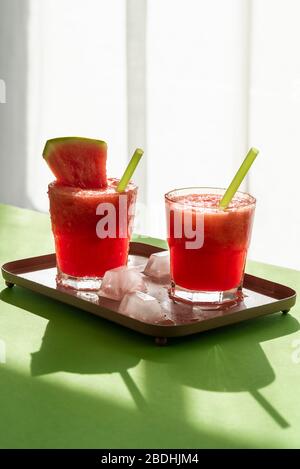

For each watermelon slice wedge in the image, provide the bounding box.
[43,137,107,189]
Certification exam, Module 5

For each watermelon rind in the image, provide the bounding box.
[43,136,107,159]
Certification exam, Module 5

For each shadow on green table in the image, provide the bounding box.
[1,285,299,432]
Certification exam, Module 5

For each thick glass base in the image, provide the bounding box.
[56,270,102,291]
[169,282,243,308]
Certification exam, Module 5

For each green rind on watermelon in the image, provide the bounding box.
[43,136,107,189]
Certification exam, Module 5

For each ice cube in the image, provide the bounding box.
[98,266,147,301]
[143,251,170,281]
[119,291,165,323]
[127,255,147,272]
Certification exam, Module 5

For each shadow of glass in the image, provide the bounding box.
[1,285,299,430]
[0,286,151,410]
[1,287,255,447]
[155,313,300,428]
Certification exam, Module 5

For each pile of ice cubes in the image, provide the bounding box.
[98,251,171,324]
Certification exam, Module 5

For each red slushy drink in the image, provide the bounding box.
[165,187,256,305]
[43,136,140,290]
[48,178,137,289]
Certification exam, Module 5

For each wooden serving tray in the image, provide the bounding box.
[1,242,296,344]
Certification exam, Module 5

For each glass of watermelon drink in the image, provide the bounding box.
[165,187,256,306]
[48,179,137,290]
[44,137,139,290]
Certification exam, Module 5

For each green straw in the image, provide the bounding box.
[117,148,144,192]
[219,147,259,209]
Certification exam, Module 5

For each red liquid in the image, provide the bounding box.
[48,179,137,278]
[166,192,255,292]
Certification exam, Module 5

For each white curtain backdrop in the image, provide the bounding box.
[26,0,128,212]
[1,0,300,270]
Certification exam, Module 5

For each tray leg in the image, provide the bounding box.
[5,281,14,289]
[282,309,290,314]
[155,337,168,346]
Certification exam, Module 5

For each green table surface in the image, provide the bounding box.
[0,203,300,449]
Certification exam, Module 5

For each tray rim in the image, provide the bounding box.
[1,241,297,339]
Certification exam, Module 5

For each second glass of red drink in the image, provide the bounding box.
[165,187,256,306]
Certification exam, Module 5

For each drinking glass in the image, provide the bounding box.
[165,187,256,305]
